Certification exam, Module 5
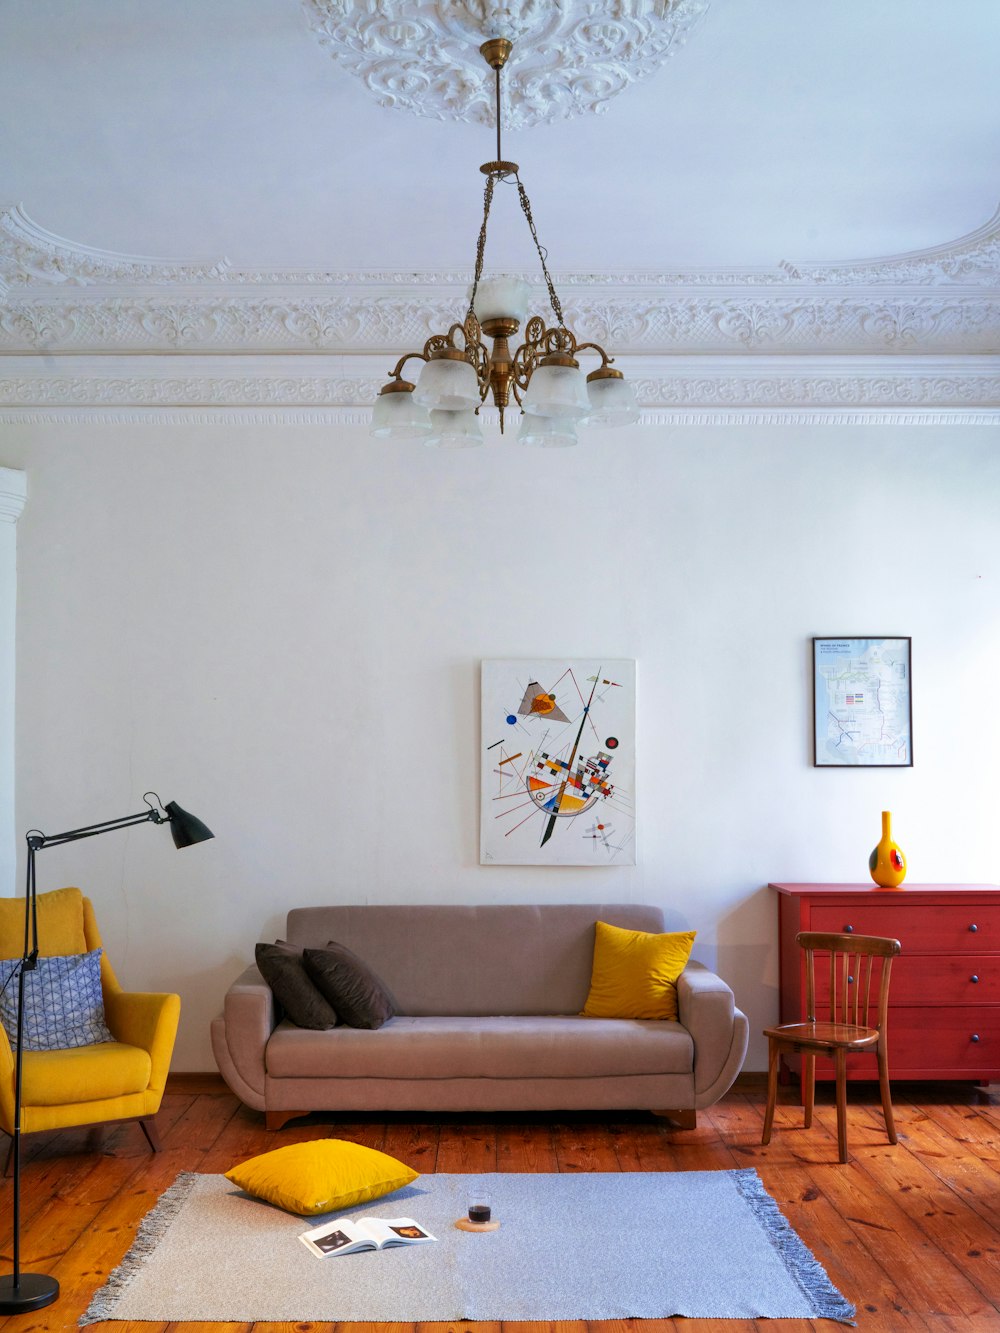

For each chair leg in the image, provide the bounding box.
[834,1047,848,1163]
[803,1052,815,1129]
[877,1043,897,1145]
[139,1118,162,1153]
[761,1039,779,1145]
[2,1137,12,1178]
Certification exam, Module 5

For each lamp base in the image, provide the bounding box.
[0,1271,60,1312]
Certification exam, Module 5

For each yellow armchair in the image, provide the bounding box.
[0,886,179,1152]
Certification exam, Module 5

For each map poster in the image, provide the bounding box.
[813,637,912,767]
[481,659,636,866]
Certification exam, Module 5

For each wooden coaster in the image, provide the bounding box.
[454,1217,501,1232]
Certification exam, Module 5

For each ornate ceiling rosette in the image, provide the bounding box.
[303,0,710,128]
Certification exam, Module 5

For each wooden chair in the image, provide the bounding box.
[761,931,901,1163]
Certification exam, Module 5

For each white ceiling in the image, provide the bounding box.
[2,0,999,273]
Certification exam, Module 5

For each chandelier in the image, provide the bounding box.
[370,38,639,449]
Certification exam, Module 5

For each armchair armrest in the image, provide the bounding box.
[209,965,277,1111]
[676,960,749,1106]
[104,989,181,1095]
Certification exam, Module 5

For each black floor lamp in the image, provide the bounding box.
[0,791,213,1314]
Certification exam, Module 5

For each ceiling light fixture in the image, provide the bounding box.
[370,38,639,449]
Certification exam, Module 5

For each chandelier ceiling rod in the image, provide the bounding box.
[370,37,640,449]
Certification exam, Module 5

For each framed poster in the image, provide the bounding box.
[813,637,912,767]
[481,659,635,865]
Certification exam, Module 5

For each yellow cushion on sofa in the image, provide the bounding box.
[225,1138,419,1216]
[581,920,696,1021]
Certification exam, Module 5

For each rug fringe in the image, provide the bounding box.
[732,1168,857,1326]
[78,1170,199,1326]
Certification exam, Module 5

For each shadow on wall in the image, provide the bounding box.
[716,885,776,1072]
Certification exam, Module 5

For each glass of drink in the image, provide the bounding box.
[466,1188,492,1224]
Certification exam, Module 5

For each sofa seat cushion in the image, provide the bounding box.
[265,1015,693,1081]
[22,1042,152,1105]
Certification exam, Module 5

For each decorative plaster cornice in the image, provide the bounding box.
[0,468,27,523]
[1,204,998,415]
[1,356,996,424]
[303,0,709,130]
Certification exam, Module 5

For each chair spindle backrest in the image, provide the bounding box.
[799,931,901,1031]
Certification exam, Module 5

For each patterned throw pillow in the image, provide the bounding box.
[0,948,115,1050]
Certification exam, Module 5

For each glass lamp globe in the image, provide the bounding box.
[425,408,484,449]
[586,372,640,426]
[470,276,533,326]
[521,360,591,420]
[370,386,433,439]
[413,354,481,411]
[517,413,579,448]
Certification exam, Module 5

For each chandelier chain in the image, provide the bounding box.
[516,179,565,329]
[467,172,497,319]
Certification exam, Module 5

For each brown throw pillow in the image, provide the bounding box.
[303,942,396,1030]
[255,943,338,1030]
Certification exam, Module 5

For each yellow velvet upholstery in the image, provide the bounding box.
[0,887,180,1142]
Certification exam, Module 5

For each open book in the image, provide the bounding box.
[299,1215,436,1258]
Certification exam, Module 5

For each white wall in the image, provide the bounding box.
[3,421,999,1070]
[0,468,27,896]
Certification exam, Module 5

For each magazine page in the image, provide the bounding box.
[365,1217,436,1246]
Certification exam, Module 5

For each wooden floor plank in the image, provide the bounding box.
[3,1084,1000,1331]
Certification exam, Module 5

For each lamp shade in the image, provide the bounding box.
[425,408,484,449]
[370,388,432,439]
[164,801,214,849]
[517,413,579,448]
[413,355,481,410]
[470,276,533,325]
[586,373,640,426]
[522,362,591,420]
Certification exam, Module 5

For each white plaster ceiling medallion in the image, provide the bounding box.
[304,0,710,128]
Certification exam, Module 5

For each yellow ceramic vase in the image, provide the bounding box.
[869,810,906,888]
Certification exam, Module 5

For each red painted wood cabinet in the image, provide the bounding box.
[770,883,1000,1082]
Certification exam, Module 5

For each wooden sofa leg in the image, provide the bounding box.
[139,1118,162,1153]
[651,1108,697,1129]
[265,1109,308,1132]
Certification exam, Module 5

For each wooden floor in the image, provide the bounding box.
[3,1077,1000,1332]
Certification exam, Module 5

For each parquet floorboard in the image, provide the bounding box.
[1,1079,1000,1332]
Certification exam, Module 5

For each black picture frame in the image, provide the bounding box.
[812,636,912,767]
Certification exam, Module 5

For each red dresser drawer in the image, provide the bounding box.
[809,902,1000,952]
[813,954,999,1008]
[887,1007,1000,1076]
[890,954,999,1005]
[801,1008,1000,1080]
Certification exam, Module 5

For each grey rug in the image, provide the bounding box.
[81,1169,855,1325]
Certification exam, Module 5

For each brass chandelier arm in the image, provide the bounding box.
[572,340,616,371]
[384,349,429,387]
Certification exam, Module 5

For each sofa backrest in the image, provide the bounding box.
[284,903,665,1016]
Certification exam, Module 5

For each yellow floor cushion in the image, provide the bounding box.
[22,1041,152,1105]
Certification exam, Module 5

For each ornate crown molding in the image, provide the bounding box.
[303,0,709,130]
[1,203,998,418]
[1,355,996,425]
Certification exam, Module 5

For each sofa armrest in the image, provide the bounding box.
[210,965,276,1111]
[676,960,749,1107]
[104,989,181,1095]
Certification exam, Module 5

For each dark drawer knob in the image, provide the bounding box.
[971,1034,981,1043]
[970,923,979,932]
[844,924,854,933]
[972,975,980,984]
[847,975,854,984]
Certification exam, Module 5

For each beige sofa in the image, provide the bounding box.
[211,904,749,1131]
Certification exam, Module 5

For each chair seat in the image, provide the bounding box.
[762,1020,880,1052]
[22,1041,152,1106]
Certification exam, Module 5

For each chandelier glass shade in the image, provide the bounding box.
[371,37,638,447]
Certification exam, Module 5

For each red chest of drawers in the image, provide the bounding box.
[770,883,1000,1082]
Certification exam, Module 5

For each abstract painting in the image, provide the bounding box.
[481,659,636,866]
